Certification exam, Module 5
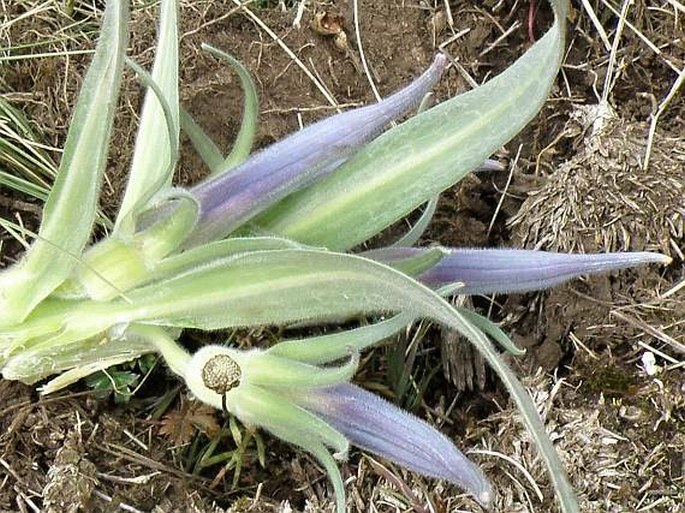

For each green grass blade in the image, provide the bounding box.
[0,99,57,188]
[0,0,129,325]
[391,196,439,248]
[201,44,259,173]
[0,171,49,201]
[255,9,565,250]
[115,0,179,233]
[0,101,111,229]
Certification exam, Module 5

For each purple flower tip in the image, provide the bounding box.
[298,383,494,507]
[418,249,671,294]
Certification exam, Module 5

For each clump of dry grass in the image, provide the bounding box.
[510,103,684,258]
[467,370,685,512]
[509,0,684,260]
[506,14,685,500]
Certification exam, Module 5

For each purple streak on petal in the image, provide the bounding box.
[184,55,449,246]
[408,248,671,294]
[298,383,493,507]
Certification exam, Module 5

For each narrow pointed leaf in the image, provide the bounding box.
[391,196,439,248]
[179,46,259,175]
[183,55,448,246]
[0,97,110,227]
[266,313,413,364]
[454,307,525,356]
[180,108,224,172]
[0,0,128,325]
[306,442,346,513]
[0,172,49,201]
[455,309,579,513]
[202,44,259,173]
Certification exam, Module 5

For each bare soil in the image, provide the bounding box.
[0,1,683,512]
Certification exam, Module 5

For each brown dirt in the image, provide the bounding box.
[1,1,683,512]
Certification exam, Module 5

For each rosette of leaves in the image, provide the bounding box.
[0,1,671,512]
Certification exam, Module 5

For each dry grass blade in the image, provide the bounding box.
[611,309,685,354]
[229,0,340,109]
[644,65,685,170]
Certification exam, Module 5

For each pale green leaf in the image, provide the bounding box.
[454,307,525,356]
[255,8,566,251]
[392,196,439,248]
[0,0,129,325]
[266,313,413,364]
[154,236,304,279]
[179,46,258,175]
[115,0,179,233]
[0,171,49,201]
[202,44,259,173]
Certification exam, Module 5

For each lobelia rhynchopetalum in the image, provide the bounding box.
[0,1,672,512]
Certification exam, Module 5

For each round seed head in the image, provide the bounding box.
[202,354,241,394]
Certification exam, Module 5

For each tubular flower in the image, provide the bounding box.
[158,340,493,512]
[184,54,449,246]
[365,247,672,295]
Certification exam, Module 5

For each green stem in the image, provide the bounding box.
[126,324,188,378]
[457,311,580,513]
